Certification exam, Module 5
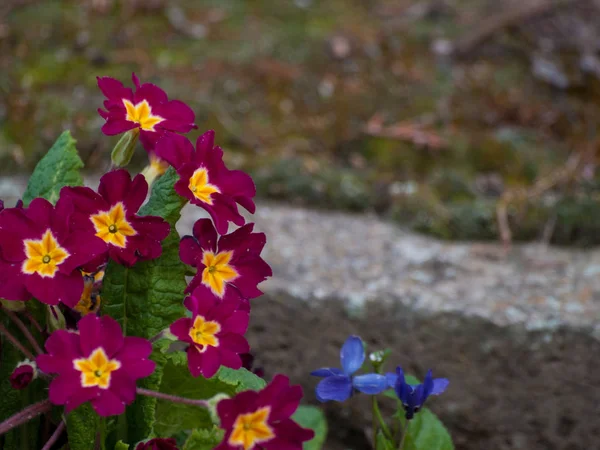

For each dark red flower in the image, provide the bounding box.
[36,314,155,416]
[216,374,314,450]
[179,218,271,300]
[60,169,170,266]
[170,290,249,378]
[97,73,197,152]
[10,361,36,389]
[135,438,179,450]
[155,132,256,234]
[0,198,106,307]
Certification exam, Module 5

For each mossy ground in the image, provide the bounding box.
[2,0,600,244]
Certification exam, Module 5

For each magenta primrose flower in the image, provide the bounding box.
[155,132,256,234]
[179,218,272,300]
[60,169,170,266]
[216,374,314,450]
[170,291,250,378]
[0,198,105,307]
[97,73,197,151]
[36,314,155,416]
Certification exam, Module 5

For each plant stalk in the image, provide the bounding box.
[0,322,35,360]
[398,421,410,450]
[137,388,209,408]
[3,308,44,355]
[41,421,65,450]
[0,399,53,436]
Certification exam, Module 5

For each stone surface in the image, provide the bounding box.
[178,202,600,335]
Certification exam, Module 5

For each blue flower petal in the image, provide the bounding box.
[431,378,449,396]
[315,375,353,402]
[310,368,344,378]
[353,373,389,395]
[422,369,434,398]
[340,335,364,375]
[385,372,397,388]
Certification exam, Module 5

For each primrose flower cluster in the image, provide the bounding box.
[0,74,313,450]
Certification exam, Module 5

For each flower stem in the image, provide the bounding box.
[372,396,378,447]
[24,310,44,334]
[373,397,393,440]
[137,388,210,408]
[41,421,65,450]
[398,421,410,450]
[0,399,53,436]
[0,323,35,360]
[3,309,44,355]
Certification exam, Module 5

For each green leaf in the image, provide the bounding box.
[376,430,394,450]
[183,427,224,450]
[114,440,130,450]
[102,169,187,443]
[399,408,454,450]
[154,362,266,437]
[66,403,100,450]
[22,131,83,205]
[292,405,327,450]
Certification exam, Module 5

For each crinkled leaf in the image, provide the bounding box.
[216,367,267,392]
[154,362,265,436]
[183,427,224,450]
[292,405,327,450]
[66,403,100,450]
[22,130,83,205]
[102,169,187,443]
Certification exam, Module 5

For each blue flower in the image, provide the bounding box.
[310,335,388,402]
[389,366,449,420]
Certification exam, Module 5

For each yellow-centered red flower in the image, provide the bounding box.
[201,251,239,297]
[123,99,164,132]
[188,167,221,205]
[188,315,221,350]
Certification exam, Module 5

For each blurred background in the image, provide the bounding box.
[2,1,600,449]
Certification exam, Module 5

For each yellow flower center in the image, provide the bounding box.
[90,202,137,248]
[188,315,221,351]
[229,407,275,450]
[22,230,70,278]
[188,168,221,204]
[123,99,164,131]
[201,251,238,297]
[73,347,121,389]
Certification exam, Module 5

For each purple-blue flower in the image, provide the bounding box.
[389,366,449,420]
[310,335,388,402]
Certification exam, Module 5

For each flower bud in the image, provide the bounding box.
[135,438,178,450]
[46,305,66,332]
[141,153,170,187]
[111,128,139,167]
[10,361,37,390]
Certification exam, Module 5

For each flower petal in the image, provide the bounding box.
[431,378,449,396]
[315,375,353,402]
[340,335,364,376]
[353,373,389,395]
[310,368,344,378]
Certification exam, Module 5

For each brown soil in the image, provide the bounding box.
[247,294,600,450]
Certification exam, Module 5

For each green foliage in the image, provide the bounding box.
[292,405,327,450]
[154,361,266,437]
[22,130,83,205]
[102,169,187,443]
[376,430,394,450]
[66,403,100,450]
[183,427,224,450]
[399,408,454,450]
[114,440,130,450]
